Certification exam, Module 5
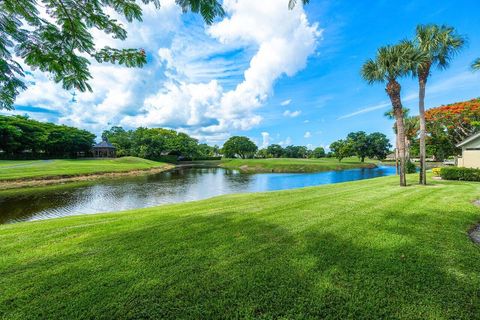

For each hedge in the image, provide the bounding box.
[440,167,480,181]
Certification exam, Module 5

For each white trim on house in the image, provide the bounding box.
[456,132,480,147]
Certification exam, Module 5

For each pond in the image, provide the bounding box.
[0,165,396,224]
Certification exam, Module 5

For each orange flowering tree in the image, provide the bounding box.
[425,98,480,144]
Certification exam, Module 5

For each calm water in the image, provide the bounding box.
[0,166,396,224]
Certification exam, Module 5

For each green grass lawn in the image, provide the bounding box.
[220,157,377,173]
[0,157,169,181]
[1,175,479,319]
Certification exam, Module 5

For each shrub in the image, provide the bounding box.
[432,167,441,177]
[406,161,416,174]
[440,167,480,181]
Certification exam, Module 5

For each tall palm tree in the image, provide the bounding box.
[473,58,480,71]
[413,24,465,185]
[362,44,425,186]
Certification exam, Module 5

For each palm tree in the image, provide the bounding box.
[473,58,480,71]
[385,108,418,172]
[362,44,425,186]
[413,24,465,185]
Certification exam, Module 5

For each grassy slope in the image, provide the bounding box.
[1,175,479,319]
[0,157,169,181]
[220,157,377,173]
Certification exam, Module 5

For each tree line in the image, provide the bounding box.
[328,132,391,162]
[221,136,327,159]
[0,115,95,159]
[102,126,220,161]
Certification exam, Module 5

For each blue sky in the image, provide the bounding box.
[6,0,480,149]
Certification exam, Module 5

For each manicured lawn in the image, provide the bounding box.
[0,157,169,181]
[1,175,479,319]
[220,157,377,172]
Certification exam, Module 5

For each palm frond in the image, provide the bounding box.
[288,0,310,10]
[175,0,224,24]
[472,58,480,71]
[415,24,466,70]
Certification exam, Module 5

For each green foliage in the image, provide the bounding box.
[329,139,352,162]
[222,136,257,159]
[361,43,427,85]
[414,24,465,74]
[283,145,308,158]
[266,144,284,158]
[331,131,391,162]
[102,126,205,161]
[440,166,480,181]
[367,132,391,160]
[311,147,326,158]
[406,160,416,174]
[0,0,226,110]
[0,115,95,158]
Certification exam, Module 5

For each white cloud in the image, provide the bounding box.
[281,99,292,106]
[261,132,270,148]
[304,131,312,138]
[13,0,320,143]
[278,136,292,146]
[283,109,302,117]
[337,102,391,120]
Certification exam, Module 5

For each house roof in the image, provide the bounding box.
[456,132,480,147]
[93,140,116,149]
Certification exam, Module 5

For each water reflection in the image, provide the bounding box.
[0,166,396,224]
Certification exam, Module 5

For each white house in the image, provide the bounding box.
[456,132,480,169]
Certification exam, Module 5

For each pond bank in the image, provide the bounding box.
[0,165,175,190]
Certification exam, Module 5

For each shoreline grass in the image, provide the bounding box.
[1,175,479,319]
[219,157,377,173]
[0,157,170,182]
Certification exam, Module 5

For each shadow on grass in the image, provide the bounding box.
[1,212,480,319]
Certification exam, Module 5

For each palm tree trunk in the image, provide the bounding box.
[418,75,427,185]
[387,80,407,186]
[395,135,399,175]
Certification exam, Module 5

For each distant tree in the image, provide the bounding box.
[256,149,269,158]
[266,144,284,158]
[411,24,465,184]
[102,126,133,156]
[367,132,391,160]
[222,136,258,159]
[329,139,352,162]
[0,115,94,158]
[197,143,216,158]
[311,147,326,158]
[283,145,308,158]
[346,131,370,162]
[361,43,426,186]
